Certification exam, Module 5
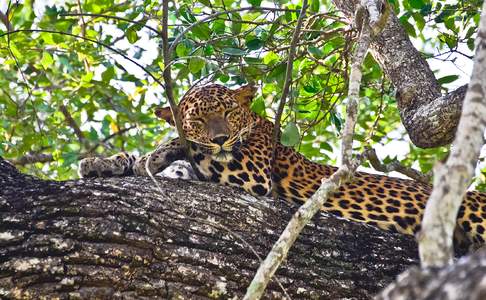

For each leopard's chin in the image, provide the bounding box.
[212,151,234,163]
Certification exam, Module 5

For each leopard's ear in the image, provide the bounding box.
[155,106,175,126]
[234,85,257,106]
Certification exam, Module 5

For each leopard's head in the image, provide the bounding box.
[156,84,257,162]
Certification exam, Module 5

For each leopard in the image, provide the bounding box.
[79,84,486,250]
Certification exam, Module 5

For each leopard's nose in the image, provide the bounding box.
[211,135,229,146]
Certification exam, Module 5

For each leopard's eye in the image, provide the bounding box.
[189,118,204,126]
[224,107,239,118]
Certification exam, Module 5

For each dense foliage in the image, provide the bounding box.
[0,0,483,185]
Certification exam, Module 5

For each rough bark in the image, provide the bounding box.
[377,247,486,300]
[333,0,467,148]
[0,156,419,299]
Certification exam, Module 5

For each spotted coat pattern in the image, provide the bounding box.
[79,84,486,249]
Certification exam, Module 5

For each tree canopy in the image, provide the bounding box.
[0,0,484,184]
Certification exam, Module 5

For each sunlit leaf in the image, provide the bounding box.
[126,25,139,43]
[189,57,205,74]
[41,52,54,69]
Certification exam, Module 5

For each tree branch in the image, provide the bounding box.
[418,1,486,267]
[158,0,205,181]
[244,3,378,297]
[332,0,469,148]
[0,156,419,298]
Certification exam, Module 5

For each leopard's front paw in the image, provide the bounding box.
[78,153,136,178]
[78,157,102,178]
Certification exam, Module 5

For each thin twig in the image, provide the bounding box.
[0,29,165,89]
[59,104,86,145]
[155,0,205,181]
[60,12,161,36]
[365,148,432,184]
[244,3,377,298]
[0,10,12,31]
[270,1,309,199]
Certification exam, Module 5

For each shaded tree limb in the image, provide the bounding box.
[418,1,486,268]
[332,0,468,148]
[0,157,419,299]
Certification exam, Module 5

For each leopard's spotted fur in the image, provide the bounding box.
[79,84,486,249]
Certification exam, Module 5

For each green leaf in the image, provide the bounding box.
[212,19,226,34]
[189,57,205,74]
[437,75,459,85]
[101,66,116,82]
[246,38,264,50]
[281,122,300,147]
[126,25,139,43]
[399,18,417,38]
[219,73,230,82]
[248,0,262,6]
[250,98,265,115]
[308,46,323,58]
[222,48,246,56]
[310,0,320,12]
[81,72,94,83]
[409,0,425,9]
[412,13,425,31]
[198,0,211,6]
[192,23,211,40]
[41,52,54,69]
[9,44,22,59]
[444,17,456,32]
[176,43,190,57]
[467,38,475,51]
[231,13,242,35]
[330,112,342,133]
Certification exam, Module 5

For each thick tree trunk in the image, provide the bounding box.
[333,0,466,148]
[0,156,419,299]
